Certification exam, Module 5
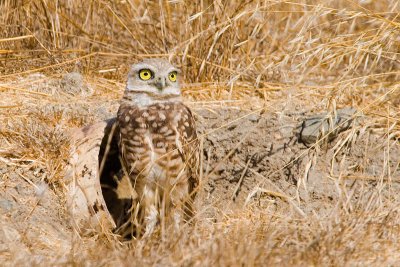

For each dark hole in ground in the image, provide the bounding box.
[98,119,131,229]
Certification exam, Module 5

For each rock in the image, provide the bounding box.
[248,114,260,122]
[299,107,358,146]
[0,200,13,212]
[60,72,93,96]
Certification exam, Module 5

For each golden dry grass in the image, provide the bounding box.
[0,0,400,266]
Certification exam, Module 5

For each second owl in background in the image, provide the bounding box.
[116,58,199,238]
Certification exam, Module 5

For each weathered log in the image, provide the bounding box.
[65,119,118,232]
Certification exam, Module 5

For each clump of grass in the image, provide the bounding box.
[1,1,399,86]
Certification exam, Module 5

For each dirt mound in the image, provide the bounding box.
[1,96,399,264]
[196,107,400,217]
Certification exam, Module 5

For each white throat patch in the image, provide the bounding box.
[124,82,182,107]
[126,92,181,107]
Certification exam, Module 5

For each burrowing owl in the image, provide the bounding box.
[117,59,199,237]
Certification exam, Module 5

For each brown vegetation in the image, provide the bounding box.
[0,0,399,265]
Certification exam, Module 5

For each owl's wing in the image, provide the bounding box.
[176,104,200,196]
[117,103,139,176]
[117,105,127,173]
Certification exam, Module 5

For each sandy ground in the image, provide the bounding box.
[195,106,400,215]
[0,74,399,265]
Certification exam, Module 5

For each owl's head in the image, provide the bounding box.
[124,59,181,106]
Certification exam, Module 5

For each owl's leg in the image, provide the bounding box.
[141,185,159,237]
[143,204,158,237]
[173,210,181,231]
[169,180,193,230]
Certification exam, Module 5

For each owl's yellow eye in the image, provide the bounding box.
[139,69,153,80]
[168,71,177,82]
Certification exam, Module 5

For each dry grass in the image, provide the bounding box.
[0,0,400,266]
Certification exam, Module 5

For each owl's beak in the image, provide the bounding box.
[154,77,166,90]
